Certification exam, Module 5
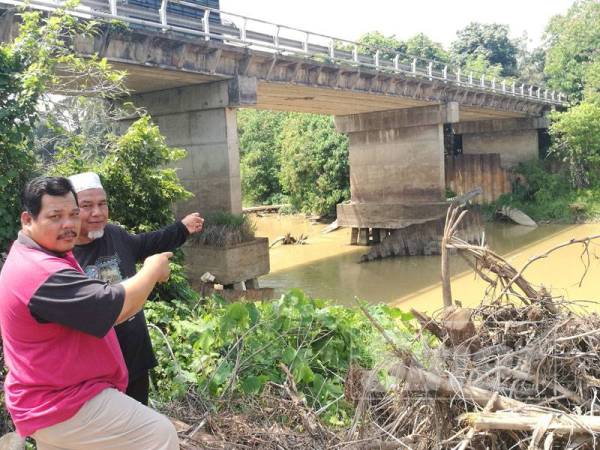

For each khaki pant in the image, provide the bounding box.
[32,388,179,450]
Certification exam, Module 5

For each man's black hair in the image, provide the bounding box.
[22,177,79,218]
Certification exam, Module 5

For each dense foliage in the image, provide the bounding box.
[450,22,519,77]
[279,114,349,215]
[147,288,417,425]
[352,31,448,66]
[544,0,600,102]
[237,109,288,206]
[49,115,191,233]
[550,102,600,189]
[239,110,349,216]
[0,9,125,253]
[487,161,600,222]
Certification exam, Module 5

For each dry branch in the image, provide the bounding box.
[460,411,600,435]
[388,363,527,411]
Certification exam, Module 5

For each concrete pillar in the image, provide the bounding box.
[131,76,257,217]
[454,117,548,168]
[334,103,459,230]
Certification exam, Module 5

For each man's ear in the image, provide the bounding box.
[21,211,33,228]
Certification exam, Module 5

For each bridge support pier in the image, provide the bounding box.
[132,77,270,286]
[131,77,256,216]
[335,104,459,245]
[454,117,548,168]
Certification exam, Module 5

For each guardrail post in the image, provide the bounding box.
[551,91,555,101]
[443,65,447,80]
[537,87,541,98]
[456,68,461,83]
[202,9,210,41]
[469,72,473,85]
[374,50,380,69]
[240,18,247,42]
[393,54,400,72]
[109,0,117,16]
[159,0,167,30]
[491,77,496,90]
[544,90,548,100]
[329,39,335,60]
[480,74,485,88]
[274,25,280,49]
[303,32,309,54]
[502,80,506,93]
[353,44,359,63]
[528,85,533,97]
[512,81,516,94]
[428,61,433,80]
[411,58,417,74]
[520,84,525,96]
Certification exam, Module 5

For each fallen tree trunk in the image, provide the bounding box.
[460,411,600,435]
[388,363,526,411]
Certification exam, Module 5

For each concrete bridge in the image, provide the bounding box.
[0,0,565,264]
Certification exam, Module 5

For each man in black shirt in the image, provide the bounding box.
[69,172,204,405]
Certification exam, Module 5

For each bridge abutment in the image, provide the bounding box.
[335,104,459,235]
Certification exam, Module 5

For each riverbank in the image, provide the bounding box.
[251,213,600,312]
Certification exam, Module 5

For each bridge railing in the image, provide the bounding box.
[1,0,567,106]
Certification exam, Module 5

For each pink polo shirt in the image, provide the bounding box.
[0,233,128,437]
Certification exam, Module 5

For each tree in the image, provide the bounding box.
[550,102,600,188]
[35,97,126,165]
[354,31,406,61]
[544,0,600,102]
[450,22,519,77]
[461,54,504,79]
[0,9,125,253]
[582,58,600,103]
[516,42,547,86]
[238,109,287,205]
[404,33,448,61]
[279,114,349,216]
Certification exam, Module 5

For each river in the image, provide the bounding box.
[251,213,600,313]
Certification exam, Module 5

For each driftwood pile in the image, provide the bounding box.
[346,206,600,449]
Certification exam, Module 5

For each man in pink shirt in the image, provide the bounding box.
[0,176,179,449]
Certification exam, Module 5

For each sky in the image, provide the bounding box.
[219,0,576,50]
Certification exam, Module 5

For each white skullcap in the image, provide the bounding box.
[68,172,104,193]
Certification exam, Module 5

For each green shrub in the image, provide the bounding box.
[550,102,600,188]
[146,289,418,426]
[192,211,256,247]
[488,160,600,222]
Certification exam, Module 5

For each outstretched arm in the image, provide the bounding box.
[29,252,173,337]
[132,213,204,260]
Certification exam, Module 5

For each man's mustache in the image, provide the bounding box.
[58,230,78,239]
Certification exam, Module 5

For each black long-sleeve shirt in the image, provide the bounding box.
[73,222,189,380]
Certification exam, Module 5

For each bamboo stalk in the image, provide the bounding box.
[460,411,600,435]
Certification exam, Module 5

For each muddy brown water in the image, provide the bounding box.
[251,214,600,313]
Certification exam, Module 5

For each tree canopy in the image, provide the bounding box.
[450,22,519,77]
[544,0,600,102]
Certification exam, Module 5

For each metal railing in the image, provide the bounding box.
[0,0,567,106]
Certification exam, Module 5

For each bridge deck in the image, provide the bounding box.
[0,0,564,118]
